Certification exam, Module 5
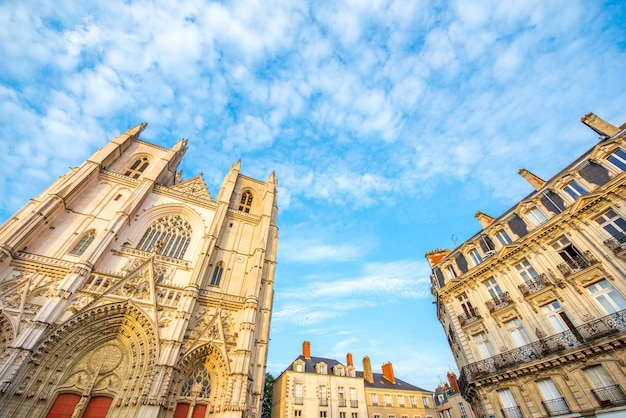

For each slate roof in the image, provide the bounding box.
[280,356,432,394]
[359,372,432,393]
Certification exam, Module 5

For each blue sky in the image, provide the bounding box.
[1,0,626,390]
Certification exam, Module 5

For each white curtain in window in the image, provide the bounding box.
[537,378,561,401]
[584,365,615,389]
[498,389,518,408]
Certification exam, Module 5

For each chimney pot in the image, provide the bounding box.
[581,113,619,138]
[447,372,459,392]
[381,361,396,384]
[346,352,353,367]
[518,168,545,191]
[302,341,311,359]
[362,356,374,384]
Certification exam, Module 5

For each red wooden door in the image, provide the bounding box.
[192,404,207,418]
[82,396,113,418]
[173,403,190,418]
[46,393,81,418]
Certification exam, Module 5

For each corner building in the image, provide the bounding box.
[0,124,278,417]
[426,114,626,418]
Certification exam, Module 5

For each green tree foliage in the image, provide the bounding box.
[262,372,274,418]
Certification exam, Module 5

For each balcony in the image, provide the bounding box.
[486,292,513,313]
[501,406,523,418]
[338,399,346,407]
[458,309,626,393]
[557,251,598,277]
[320,399,328,406]
[458,311,481,327]
[294,396,303,405]
[542,398,570,416]
[592,385,626,407]
[518,273,551,297]
[350,400,358,407]
[604,233,626,259]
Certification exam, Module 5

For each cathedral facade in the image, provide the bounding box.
[0,124,278,417]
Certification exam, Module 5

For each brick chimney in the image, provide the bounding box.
[447,372,459,392]
[302,341,311,359]
[475,211,495,229]
[581,112,619,138]
[362,356,374,384]
[346,352,353,367]
[425,248,450,268]
[381,361,396,384]
[518,168,545,191]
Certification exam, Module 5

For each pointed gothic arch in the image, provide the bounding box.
[170,343,231,415]
[0,312,14,354]
[0,301,159,416]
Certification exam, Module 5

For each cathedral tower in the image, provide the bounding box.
[0,124,278,418]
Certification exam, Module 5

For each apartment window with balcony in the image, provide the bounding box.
[562,180,588,200]
[319,385,328,406]
[607,148,626,171]
[505,318,531,347]
[338,387,346,407]
[584,365,626,407]
[422,396,431,408]
[458,292,478,323]
[474,331,495,359]
[484,277,503,298]
[541,301,570,333]
[445,265,457,280]
[527,207,549,226]
[294,383,303,405]
[552,236,589,275]
[498,388,522,418]
[515,259,539,281]
[409,396,417,408]
[349,388,357,407]
[398,395,405,407]
[595,209,626,248]
[340,413,346,418]
[371,393,379,406]
[385,394,393,406]
[495,229,513,246]
[586,279,626,314]
[537,378,570,415]
[468,249,483,266]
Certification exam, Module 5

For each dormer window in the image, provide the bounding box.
[444,265,457,280]
[293,361,304,372]
[607,148,626,171]
[526,207,548,226]
[562,180,588,200]
[495,229,513,246]
[316,364,327,374]
[124,157,150,179]
[468,249,483,266]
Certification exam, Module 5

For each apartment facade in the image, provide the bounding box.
[0,124,279,417]
[433,373,475,418]
[426,114,626,418]
[272,342,435,418]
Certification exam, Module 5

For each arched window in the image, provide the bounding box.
[137,215,192,259]
[181,364,211,398]
[124,157,150,179]
[70,230,96,256]
[210,262,224,286]
[238,191,253,213]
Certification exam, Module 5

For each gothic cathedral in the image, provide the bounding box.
[0,124,278,417]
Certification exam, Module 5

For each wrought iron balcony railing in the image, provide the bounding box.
[458,309,626,393]
[350,400,358,407]
[603,232,626,254]
[319,399,328,406]
[557,251,597,277]
[518,273,550,297]
[486,292,513,312]
[338,399,346,407]
[591,385,626,407]
[294,396,303,405]
[542,398,570,416]
[458,311,481,327]
[501,406,523,418]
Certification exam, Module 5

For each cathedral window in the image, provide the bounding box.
[180,364,211,398]
[238,190,253,213]
[124,157,150,178]
[70,230,96,256]
[210,262,224,286]
[137,215,192,259]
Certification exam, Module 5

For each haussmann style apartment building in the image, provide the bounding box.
[0,124,279,418]
[426,113,626,418]
[272,341,437,418]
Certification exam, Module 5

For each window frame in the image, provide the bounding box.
[526,207,548,227]
[70,230,96,256]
